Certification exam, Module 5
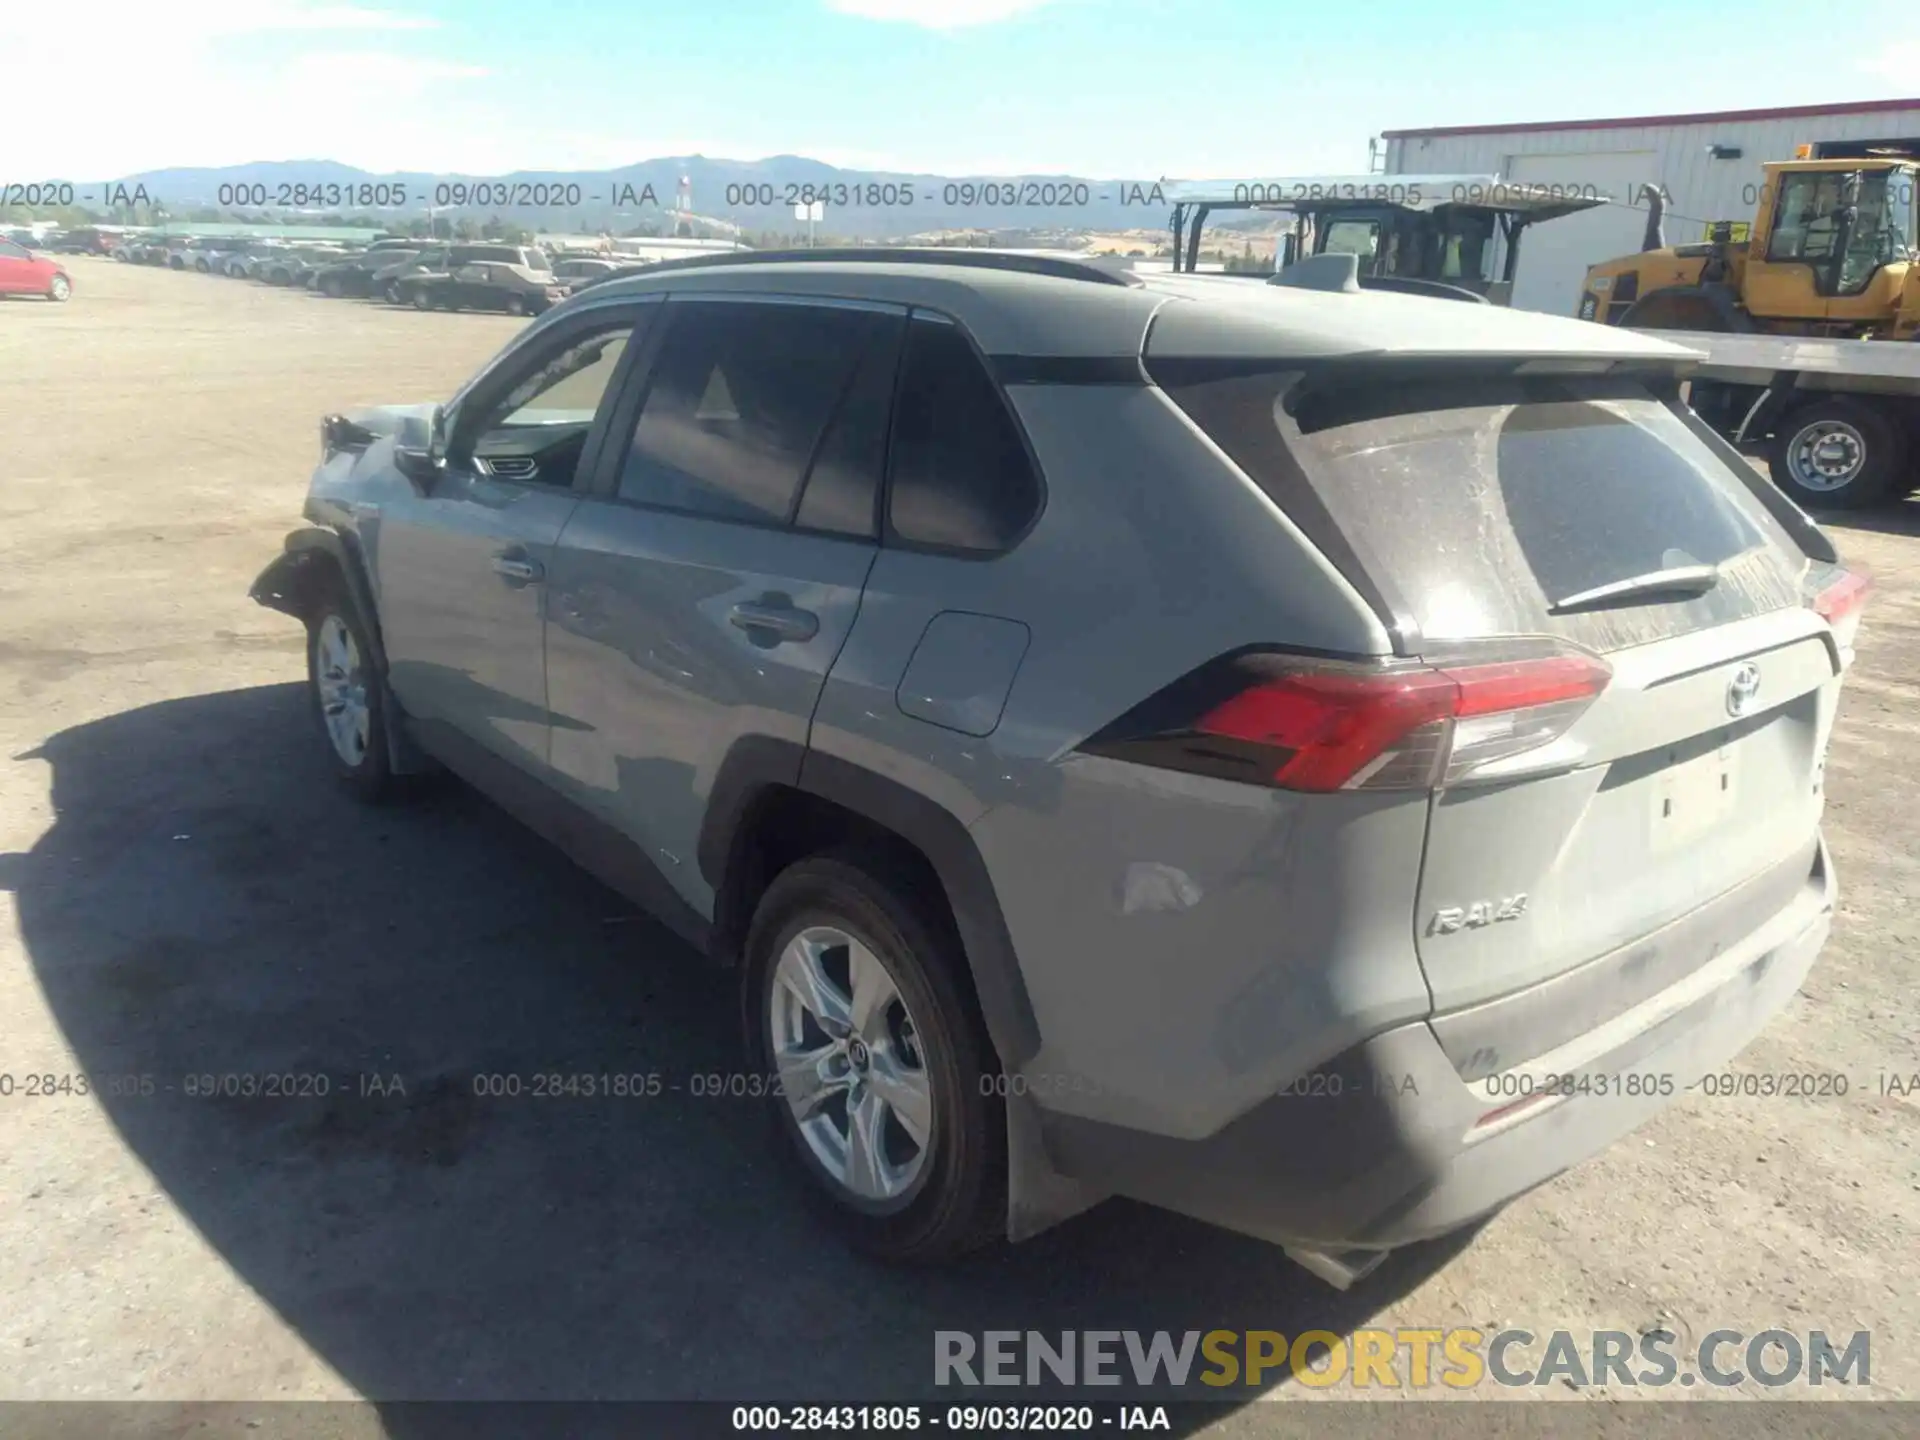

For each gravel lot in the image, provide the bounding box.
[0,259,1915,1427]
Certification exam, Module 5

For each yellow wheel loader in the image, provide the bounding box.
[1578,158,1920,340]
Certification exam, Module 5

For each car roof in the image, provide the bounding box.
[573,254,1697,365]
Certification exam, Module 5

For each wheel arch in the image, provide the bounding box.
[700,740,1042,1072]
[250,527,430,775]
[250,526,388,665]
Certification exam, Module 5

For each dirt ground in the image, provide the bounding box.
[0,259,1915,1427]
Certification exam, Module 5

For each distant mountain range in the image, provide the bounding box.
[104,157,1182,240]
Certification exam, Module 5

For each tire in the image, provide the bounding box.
[305,587,395,803]
[1767,398,1906,510]
[411,288,433,311]
[1619,285,1751,333]
[384,280,403,303]
[47,274,71,302]
[743,851,1007,1264]
[320,275,339,297]
[504,294,526,317]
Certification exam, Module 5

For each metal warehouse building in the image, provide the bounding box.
[1382,97,1920,317]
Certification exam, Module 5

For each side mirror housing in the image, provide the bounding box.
[393,443,441,494]
[393,405,447,493]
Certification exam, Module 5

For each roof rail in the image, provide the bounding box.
[570,246,1143,293]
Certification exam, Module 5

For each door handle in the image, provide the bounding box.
[492,553,544,586]
[729,601,818,643]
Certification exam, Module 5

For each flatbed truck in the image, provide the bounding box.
[1643,329,1920,510]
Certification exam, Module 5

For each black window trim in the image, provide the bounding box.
[785,308,908,537]
[879,306,1050,561]
[583,290,906,545]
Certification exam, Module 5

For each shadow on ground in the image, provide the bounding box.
[1815,493,1920,540]
[3,684,1477,1421]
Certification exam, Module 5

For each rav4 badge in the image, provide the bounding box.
[1428,895,1529,935]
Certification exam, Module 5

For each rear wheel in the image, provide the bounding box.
[411,288,432,311]
[744,853,1006,1264]
[504,294,527,317]
[1768,398,1906,510]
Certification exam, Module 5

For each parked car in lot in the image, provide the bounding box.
[454,242,551,274]
[115,237,169,265]
[552,256,622,290]
[166,238,227,270]
[52,226,128,256]
[257,246,354,286]
[227,244,291,278]
[0,236,72,300]
[249,249,1863,1283]
[203,240,276,275]
[194,239,258,273]
[314,245,424,298]
[372,246,450,303]
[381,243,549,305]
[405,259,567,315]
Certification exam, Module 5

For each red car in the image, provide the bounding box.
[0,238,72,301]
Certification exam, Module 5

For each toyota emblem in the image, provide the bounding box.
[1726,662,1762,717]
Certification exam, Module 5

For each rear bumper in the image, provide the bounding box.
[1038,837,1833,1254]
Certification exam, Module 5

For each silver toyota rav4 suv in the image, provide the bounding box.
[252,249,1866,1286]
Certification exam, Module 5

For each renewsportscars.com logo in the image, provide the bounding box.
[934,1328,1871,1391]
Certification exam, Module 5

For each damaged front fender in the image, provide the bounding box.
[249,526,432,777]
[248,527,379,656]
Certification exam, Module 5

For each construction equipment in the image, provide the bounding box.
[1578,157,1920,339]
[1164,174,1612,304]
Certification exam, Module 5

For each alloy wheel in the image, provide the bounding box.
[768,925,935,1205]
[314,615,371,767]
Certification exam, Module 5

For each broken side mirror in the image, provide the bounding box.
[393,405,447,494]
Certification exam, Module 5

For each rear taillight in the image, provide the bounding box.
[1810,568,1870,650]
[1079,646,1611,793]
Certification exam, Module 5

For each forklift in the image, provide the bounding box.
[1162,174,1613,304]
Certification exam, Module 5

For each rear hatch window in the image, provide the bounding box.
[1150,364,1810,653]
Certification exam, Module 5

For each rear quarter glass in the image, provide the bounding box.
[1153,366,1808,653]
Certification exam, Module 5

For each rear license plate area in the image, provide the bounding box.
[1650,744,1740,852]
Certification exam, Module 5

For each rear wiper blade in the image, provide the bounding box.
[1549,563,1721,614]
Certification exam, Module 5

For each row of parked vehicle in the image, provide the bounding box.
[112,233,629,316]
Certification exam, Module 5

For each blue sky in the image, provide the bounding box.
[6,0,1916,180]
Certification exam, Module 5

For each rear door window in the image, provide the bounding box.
[616,299,891,527]
[1154,366,1808,652]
